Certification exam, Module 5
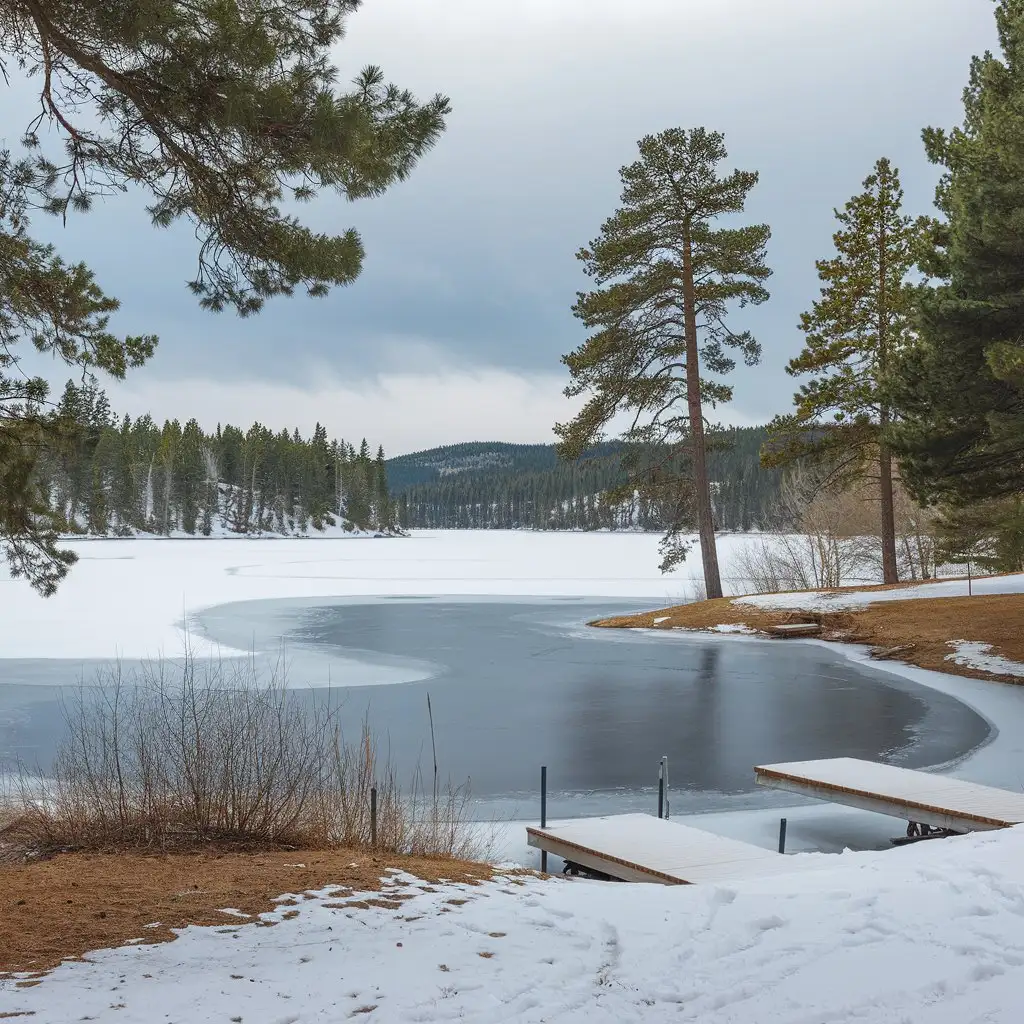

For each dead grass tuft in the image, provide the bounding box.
[0,656,482,864]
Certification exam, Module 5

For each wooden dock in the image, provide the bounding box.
[755,757,1024,833]
[527,813,803,885]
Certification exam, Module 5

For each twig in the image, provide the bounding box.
[426,693,438,806]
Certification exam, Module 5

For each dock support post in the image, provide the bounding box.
[662,755,670,819]
[778,817,787,854]
[540,765,548,873]
[657,761,664,819]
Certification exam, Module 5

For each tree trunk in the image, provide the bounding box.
[879,433,899,584]
[682,231,723,599]
[877,202,899,585]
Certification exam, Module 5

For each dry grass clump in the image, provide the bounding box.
[1,656,480,861]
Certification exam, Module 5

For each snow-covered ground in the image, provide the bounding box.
[5,532,1024,1022]
[946,640,1024,679]
[736,571,1024,611]
[7,828,1024,1023]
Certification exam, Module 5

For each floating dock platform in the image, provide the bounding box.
[526,813,803,885]
[755,757,1024,833]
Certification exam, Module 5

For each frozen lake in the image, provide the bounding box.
[0,595,991,819]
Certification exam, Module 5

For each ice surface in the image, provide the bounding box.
[0,530,759,660]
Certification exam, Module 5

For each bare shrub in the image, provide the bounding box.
[733,466,880,594]
[3,657,481,859]
[893,484,938,581]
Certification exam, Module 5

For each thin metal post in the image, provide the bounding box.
[662,755,670,820]
[778,816,788,854]
[540,765,548,873]
[370,786,377,849]
[657,761,664,819]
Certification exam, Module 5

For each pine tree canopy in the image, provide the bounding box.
[1,0,450,313]
[764,159,917,476]
[888,0,1024,504]
[555,127,770,585]
[0,0,449,594]
[763,158,919,582]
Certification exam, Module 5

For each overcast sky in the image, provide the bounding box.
[5,0,999,455]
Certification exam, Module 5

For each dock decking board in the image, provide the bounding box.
[526,813,794,885]
[755,757,1024,832]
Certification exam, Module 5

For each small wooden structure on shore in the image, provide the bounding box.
[768,621,821,637]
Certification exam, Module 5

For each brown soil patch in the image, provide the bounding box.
[0,847,494,977]
[597,588,1024,684]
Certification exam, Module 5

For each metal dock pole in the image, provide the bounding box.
[540,765,548,873]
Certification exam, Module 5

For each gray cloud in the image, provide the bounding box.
[1,0,998,450]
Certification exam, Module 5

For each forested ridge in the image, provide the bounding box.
[42,384,396,537]
[389,428,782,532]
[45,389,778,538]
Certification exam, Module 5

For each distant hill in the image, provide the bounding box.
[385,429,783,532]
[385,442,569,492]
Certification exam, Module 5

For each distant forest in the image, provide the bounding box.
[44,386,780,537]
[41,384,396,536]
[387,428,783,532]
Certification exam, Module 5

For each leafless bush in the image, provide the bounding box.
[2,657,481,859]
[893,479,938,580]
[733,466,881,594]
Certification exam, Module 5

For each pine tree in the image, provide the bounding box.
[764,159,919,583]
[374,445,392,531]
[889,0,1024,503]
[555,128,771,597]
[1,1,450,594]
[933,497,1024,574]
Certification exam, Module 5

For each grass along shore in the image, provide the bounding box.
[595,578,1024,684]
[0,847,512,978]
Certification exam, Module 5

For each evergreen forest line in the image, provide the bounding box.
[46,387,780,539]
[43,383,396,537]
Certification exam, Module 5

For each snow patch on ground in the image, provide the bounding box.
[7,830,1024,1023]
[946,640,1024,679]
[711,622,757,634]
[735,572,1024,612]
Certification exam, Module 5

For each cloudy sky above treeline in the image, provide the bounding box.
[7,0,998,454]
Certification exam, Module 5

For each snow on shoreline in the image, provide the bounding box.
[735,571,1024,611]
[946,640,1024,679]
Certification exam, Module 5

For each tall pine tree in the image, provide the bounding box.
[889,0,1024,503]
[764,158,919,583]
[555,128,771,597]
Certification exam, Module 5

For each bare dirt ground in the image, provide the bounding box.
[0,847,497,979]
[597,589,1024,683]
